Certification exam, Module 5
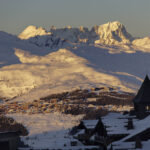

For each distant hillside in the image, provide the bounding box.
[1,21,150,101]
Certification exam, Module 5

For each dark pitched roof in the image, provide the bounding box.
[93,118,107,137]
[77,121,87,130]
[133,75,150,104]
[0,131,20,139]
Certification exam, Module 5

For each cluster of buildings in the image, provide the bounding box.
[1,75,150,150]
[0,90,132,115]
[0,99,80,114]
[72,75,150,150]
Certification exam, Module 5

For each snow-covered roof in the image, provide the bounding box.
[83,120,98,129]
[102,113,132,135]
[105,113,150,150]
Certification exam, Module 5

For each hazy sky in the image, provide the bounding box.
[1,0,150,37]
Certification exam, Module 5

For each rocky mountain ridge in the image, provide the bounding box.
[0,21,150,101]
[17,21,150,51]
[18,21,133,46]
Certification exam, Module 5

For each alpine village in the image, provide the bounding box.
[0,75,150,150]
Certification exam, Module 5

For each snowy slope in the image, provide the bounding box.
[8,113,85,149]
[132,37,150,52]
[1,21,150,101]
[0,48,133,100]
[0,31,55,68]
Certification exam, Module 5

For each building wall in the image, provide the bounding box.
[9,137,20,150]
[0,133,20,150]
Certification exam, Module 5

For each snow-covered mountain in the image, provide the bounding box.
[93,21,133,45]
[18,21,133,47]
[50,25,96,43]
[18,25,51,40]
[2,21,150,150]
[18,21,150,51]
[0,48,132,100]
[1,21,150,101]
[132,37,150,51]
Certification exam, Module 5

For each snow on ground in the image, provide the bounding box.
[0,48,134,101]
[0,31,55,68]
[132,37,150,52]
[8,113,85,149]
[2,23,150,101]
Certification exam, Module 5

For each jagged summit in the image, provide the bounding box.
[18,25,51,40]
[50,26,91,43]
[94,21,133,45]
[18,21,134,46]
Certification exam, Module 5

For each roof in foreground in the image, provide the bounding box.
[133,75,150,104]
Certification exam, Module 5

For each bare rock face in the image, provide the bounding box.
[93,21,133,45]
[50,26,92,43]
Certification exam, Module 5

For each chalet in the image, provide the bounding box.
[73,118,108,149]
[92,118,107,137]
[133,75,150,117]
[0,131,20,150]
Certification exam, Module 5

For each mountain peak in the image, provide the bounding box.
[18,21,135,46]
[94,21,133,45]
[102,21,124,30]
[18,25,51,40]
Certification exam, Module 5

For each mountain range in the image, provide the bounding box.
[0,21,150,101]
